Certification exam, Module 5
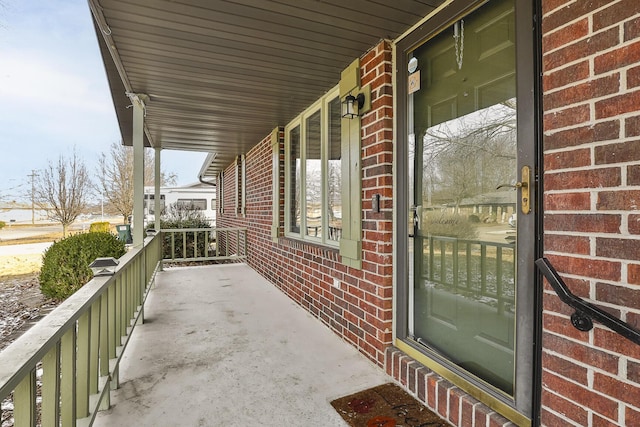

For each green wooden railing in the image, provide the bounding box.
[0,234,161,427]
[161,227,247,262]
[418,235,516,310]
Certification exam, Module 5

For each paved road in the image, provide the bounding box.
[0,216,122,242]
[0,242,53,256]
[0,225,60,241]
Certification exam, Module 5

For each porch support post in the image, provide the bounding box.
[129,93,146,247]
[154,147,161,229]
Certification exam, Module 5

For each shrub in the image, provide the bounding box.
[148,203,212,259]
[40,232,126,300]
[89,222,111,233]
[0,221,5,230]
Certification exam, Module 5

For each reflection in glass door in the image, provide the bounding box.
[408,0,519,395]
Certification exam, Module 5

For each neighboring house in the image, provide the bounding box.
[91,1,640,425]
[142,182,217,225]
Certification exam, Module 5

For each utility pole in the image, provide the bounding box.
[27,170,38,225]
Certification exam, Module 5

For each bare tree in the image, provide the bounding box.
[35,150,92,237]
[97,142,177,223]
[421,102,517,210]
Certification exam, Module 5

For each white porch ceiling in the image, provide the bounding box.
[89,0,444,177]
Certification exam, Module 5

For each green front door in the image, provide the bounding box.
[407,0,533,399]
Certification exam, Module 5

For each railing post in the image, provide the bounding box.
[496,247,504,315]
[140,248,146,323]
[428,236,434,281]
[439,240,445,282]
[453,240,459,290]
[41,343,61,426]
[13,368,36,427]
[182,231,187,259]
[99,291,111,410]
[108,284,117,359]
[119,274,126,338]
[159,231,164,271]
[61,327,77,426]
[466,243,472,290]
[76,311,90,419]
[480,244,487,295]
[90,301,101,395]
[129,258,136,322]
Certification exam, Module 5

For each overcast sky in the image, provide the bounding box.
[0,0,207,202]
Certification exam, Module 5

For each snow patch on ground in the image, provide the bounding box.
[1,273,59,427]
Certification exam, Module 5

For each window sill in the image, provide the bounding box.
[277,236,340,259]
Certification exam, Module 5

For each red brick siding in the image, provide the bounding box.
[542,0,640,425]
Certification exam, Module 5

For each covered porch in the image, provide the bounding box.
[93,263,389,425]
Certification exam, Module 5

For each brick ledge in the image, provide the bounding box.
[385,346,518,427]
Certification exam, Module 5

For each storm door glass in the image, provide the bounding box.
[409,0,518,395]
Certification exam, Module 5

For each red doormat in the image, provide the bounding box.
[330,383,449,426]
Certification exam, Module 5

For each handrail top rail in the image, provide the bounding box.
[160,227,248,232]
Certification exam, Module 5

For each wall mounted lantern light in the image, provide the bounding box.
[342,93,365,119]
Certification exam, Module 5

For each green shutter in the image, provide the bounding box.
[271,127,281,241]
[338,59,365,269]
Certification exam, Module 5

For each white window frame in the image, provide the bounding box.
[284,86,340,247]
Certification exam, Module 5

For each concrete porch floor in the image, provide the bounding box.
[93,263,390,426]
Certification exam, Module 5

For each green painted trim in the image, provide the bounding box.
[76,311,90,419]
[270,127,279,147]
[132,101,145,248]
[339,238,361,260]
[41,344,61,426]
[343,257,362,270]
[14,369,36,426]
[61,328,77,426]
[338,59,363,268]
[100,294,110,377]
[348,118,362,240]
[271,127,280,241]
[89,301,100,394]
[235,156,240,216]
[241,154,246,216]
[340,58,360,97]
[395,340,531,427]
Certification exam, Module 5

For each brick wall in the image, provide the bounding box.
[542,0,640,425]
[216,40,395,367]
